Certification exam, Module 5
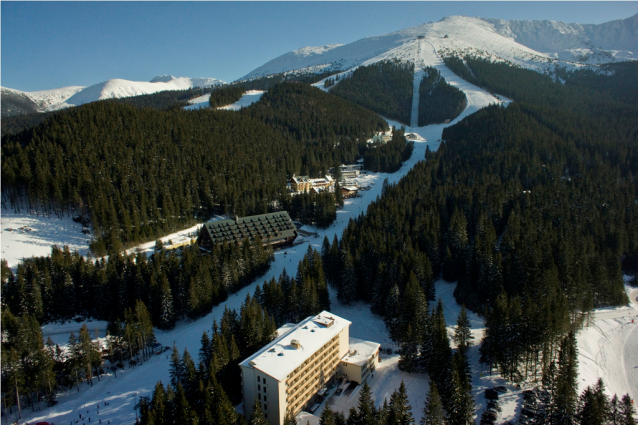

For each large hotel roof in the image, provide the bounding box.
[239,311,351,381]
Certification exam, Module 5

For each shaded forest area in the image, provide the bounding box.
[1,82,392,254]
[330,60,415,125]
[1,86,216,137]
[417,66,467,126]
[1,235,274,328]
[328,59,637,381]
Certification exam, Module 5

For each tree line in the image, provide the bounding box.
[1,236,274,328]
[0,302,155,422]
[330,60,415,125]
[417,67,467,126]
[2,82,392,253]
[322,58,636,391]
[139,246,332,424]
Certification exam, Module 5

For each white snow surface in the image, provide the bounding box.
[242,14,635,81]
[2,75,225,113]
[1,207,92,268]
[217,90,265,111]
[183,90,265,111]
[65,76,224,107]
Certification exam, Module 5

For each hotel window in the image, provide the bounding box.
[258,376,261,383]
[264,396,267,402]
[258,394,261,400]
[258,385,261,391]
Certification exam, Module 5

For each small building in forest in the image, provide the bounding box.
[197,212,297,250]
[341,186,358,199]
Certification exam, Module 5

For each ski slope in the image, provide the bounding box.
[183,90,265,111]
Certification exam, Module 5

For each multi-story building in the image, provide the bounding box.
[290,175,334,193]
[239,312,379,425]
[196,212,297,250]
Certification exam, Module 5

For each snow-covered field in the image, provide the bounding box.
[183,90,265,111]
[1,207,92,268]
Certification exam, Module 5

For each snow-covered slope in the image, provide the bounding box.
[242,14,636,81]
[482,13,638,63]
[64,75,225,107]
[1,76,225,115]
[27,86,86,111]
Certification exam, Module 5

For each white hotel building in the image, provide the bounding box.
[239,311,380,425]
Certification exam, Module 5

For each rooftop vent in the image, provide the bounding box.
[313,316,335,328]
[278,353,284,356]
[291,339,301,350]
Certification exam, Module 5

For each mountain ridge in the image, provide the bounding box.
[1,75,225,116]
[240,14,637,81]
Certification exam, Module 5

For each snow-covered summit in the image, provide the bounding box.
[482,13,638,63]
[150,75,224,87]
[2,76,226,115]
[64,76,225,107]
[242,14,636,80]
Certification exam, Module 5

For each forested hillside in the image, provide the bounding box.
[328,59,637,381]
[330,60,414,125]
[1,237,274,328]
[1,83,390,253]
[417,67,467,126]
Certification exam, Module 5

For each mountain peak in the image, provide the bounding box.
[150,75,177,83]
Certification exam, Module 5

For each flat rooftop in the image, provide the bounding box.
[341,338,380,367]
[239,311,351,381]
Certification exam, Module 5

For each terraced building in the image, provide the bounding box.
[196,212,297,250]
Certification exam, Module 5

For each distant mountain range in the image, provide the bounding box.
[1,75,225,117]
[241,14,638,80]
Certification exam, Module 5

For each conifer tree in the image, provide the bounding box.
[577,379,610,425]
[553,332,579,425]
[453,306,472,351]
[356,381,377,425]
[321,405,336,425]
[422,382,446,425]
[249,399,268,425]
[385,381,414,425]
[620,395,637,425]
[398,324,419,373]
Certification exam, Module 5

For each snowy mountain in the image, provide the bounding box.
[1,75,225,116]
[241,14,637,80]
[483,13,638,63]
[1,87,40,116]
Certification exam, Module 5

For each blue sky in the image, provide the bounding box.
[2,1,637,91]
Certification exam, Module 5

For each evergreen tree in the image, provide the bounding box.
[577,379,610,425]
[553,332,579,425]
[452,306,472,351]
[385,381,414,425]
[620,394,637,425]
[321,405,337,425]
[422,382,446,425]
[356,381,377,425]
[249,399,268,425]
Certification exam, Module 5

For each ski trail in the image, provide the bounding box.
[410,40,424,128]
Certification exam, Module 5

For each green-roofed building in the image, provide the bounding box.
[197,211,298,250]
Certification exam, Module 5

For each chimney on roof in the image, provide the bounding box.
[291,339,301,350]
